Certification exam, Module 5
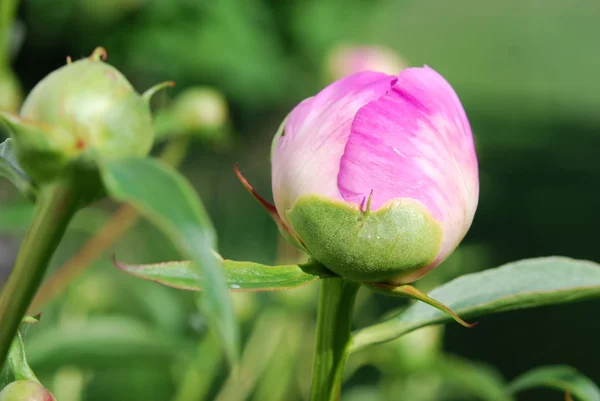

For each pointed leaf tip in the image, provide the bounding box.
[89,47,108,61]
[234,163,278,216]
[366,283,477,329]
[21,313,41,326]
[352,257,600,353]
[142,81,176,103]
[234,164,307,251]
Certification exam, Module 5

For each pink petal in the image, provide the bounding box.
[338,66,479,261]
[272,71,396,224]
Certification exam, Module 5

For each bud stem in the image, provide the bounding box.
[309,278,360,401]
[0,0,19,64]
[0,178,81,363]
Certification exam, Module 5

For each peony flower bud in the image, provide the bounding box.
[0,47,160,185]
[326,44,408,80]
[0,380,56,401]
[270,66,478,284]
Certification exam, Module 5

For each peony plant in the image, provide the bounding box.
[113,63,600,400]
[1,47,600,401]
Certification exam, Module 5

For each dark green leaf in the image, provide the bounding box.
[507,365,600,401]
[428,356,513,401]
[100,157,238,363]
[0,138,34,199]
[351,257,600,353]
[114,257,323,292]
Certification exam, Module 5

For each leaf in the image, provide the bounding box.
[25,316,193,370]
[427,356,514,401]
[100,157,238,363]
[0,138,34,199]
[114,257,323,292]
[350,257,600,353]
[507,365,600,401]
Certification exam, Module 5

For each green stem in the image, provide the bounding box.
[0,0,19,63]
[0,179,80,363]
[309,278,360,401]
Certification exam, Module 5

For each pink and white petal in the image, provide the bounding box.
[272,71,396,225]
[338,66,479,262]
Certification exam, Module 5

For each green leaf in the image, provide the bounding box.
[100,157,238,363]
[507,365,600,401]
[350,257,600,353]
[114,257,323,292]
[25,316,193,370]
[428,356,513,401]
[0,138,35,199]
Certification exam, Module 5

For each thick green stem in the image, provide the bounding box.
[0,179,80,363]
[310,278,360,401]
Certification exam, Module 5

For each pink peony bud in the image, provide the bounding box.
[326,44,408,80]
[270,66,478,284]
[0,380,56,401]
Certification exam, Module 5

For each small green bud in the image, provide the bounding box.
[153,87,230,144]
[0,380,56,401]
[0,47,162,185]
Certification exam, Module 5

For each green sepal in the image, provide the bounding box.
[0,112,73,184]
[0,138,35,200]
[8,314,42,382]
[287,195,444,283]
[234,164,307,251]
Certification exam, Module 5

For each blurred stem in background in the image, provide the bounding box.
[28,135,191,312]
[0,0,19,63]
[310,278,360,401]
[0,178,81,363]
[171,333,223,401]
[213,309,285,401]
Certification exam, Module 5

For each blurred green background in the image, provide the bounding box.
[1,0,599,400]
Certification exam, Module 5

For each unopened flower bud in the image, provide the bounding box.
[326,44,408,80]
[154,87,229,144]
[0,47,162,185]
[270,67,479,284]
[0,380,56,401]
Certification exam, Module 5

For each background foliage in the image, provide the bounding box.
[1,0,599,400]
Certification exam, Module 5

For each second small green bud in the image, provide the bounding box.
[153,87,230,145]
